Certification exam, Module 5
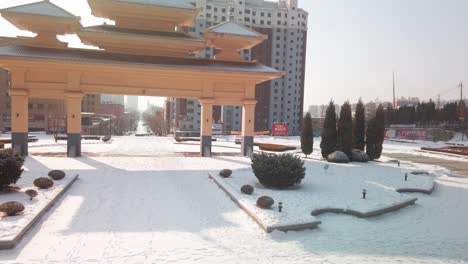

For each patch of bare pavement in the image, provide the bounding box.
[384,152,468,177]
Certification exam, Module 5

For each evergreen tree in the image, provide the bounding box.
[301,112,314,158]
[320,100,337,159]
[366,118,378,160]
[366,104,386,160]
[385,103,394,126]
[354,99,366,151]
[337,101,353,157]
[374,104,386,159]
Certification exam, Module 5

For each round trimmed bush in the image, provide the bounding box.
[48,170,66,181]
[257,196,274,209]
[251,153,305,189]
[0,201,25,216]
[25,189,38,200]
[241,185,254,195]
[0,149,25,188]
[219,169,232,178]
[33,177,54,189]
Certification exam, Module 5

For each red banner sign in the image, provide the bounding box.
[272,124,289,136]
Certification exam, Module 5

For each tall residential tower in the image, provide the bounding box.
[167,0,307,135]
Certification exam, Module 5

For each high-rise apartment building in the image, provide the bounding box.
[167,0,308,135]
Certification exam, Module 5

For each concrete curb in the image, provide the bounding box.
[397,181,436,195]
[0,174,79,250]
[416,149,468,159]
[208,173,321,233]
[311,198,418,218]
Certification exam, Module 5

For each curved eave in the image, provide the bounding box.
[0,11,81,34]
[77,30,207,56]
[79,28,206,44]
[88,0,200,26]
[0,45,283,82]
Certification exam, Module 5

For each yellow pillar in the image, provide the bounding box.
[9,89,29,156]
[65,92,83,157]
[241,100,257,157]
[200,98,214,157]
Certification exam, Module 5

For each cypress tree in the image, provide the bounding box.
[354,99,366,151]
[320,100,337,159]
[301,112,314,158]
[366,118,378,160]
[374,104,386,159]
[337,101,353,157]
[367,104,386,160]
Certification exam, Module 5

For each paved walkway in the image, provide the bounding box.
[384,152,468,177]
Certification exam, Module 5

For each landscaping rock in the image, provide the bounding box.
[33,177,54,189]
[351,149,370,162]
[257,196,274,209]
[327,151,350,163]
[102,136,111,142]
[219,169,233,178]
[25,189,38,200]
[241,185,254,195]
[48,170,66,181]
[0,201,25,216]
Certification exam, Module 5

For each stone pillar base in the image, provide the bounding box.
[201,136,212,157]
[12,132,28,156]
[242,136,254,157]
[67,133,81,157]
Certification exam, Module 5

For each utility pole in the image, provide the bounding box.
[437,94,441,110]
[392,72,396,108]
[460,82,465,141]
[460,82,464,101]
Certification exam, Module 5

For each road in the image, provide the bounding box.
[384,152,468,177]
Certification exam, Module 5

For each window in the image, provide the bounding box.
[207,5,212,10]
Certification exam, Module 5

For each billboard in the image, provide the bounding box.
[272,124,289,136]
[385,129,428,140]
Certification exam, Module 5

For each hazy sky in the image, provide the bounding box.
[0,0,467,109]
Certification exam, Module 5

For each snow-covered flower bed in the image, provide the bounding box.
[210,158,435,232]
[0,157,78,248]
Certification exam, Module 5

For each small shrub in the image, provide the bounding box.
[241,185,254,195]
[33,177,54,189]
[102,136,111,142]
[251,153,305,189]
[0,148,25,188]
[25,189,38,200]
[257,196,274,209]
[219,169,232,178]
[0,201,25,216]
[48,170,66,181]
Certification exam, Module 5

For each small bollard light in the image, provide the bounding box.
[278,202,283,213]
[405,173,408,181]
[398,160,401,167]
[362,189,367,199]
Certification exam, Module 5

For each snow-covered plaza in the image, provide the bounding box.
[0,134,467,264]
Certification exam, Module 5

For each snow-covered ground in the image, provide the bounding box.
[0,160,77,242]
[0,135,467,264]
[210,158,434,229]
